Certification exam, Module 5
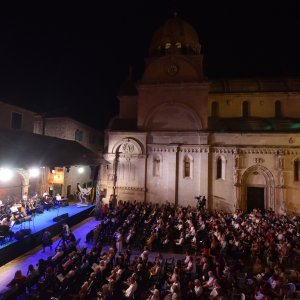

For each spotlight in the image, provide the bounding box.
[50,166,55,174]
[78,167,84,174]
[29,167,40,178]
[0,168,13,182]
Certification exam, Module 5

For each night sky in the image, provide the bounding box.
[0,2,300,130]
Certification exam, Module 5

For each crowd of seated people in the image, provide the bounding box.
[2,200,300,299]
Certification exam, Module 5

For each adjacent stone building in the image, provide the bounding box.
[0,100,99,201]
[34,116,103,153]
[100,14,300,215]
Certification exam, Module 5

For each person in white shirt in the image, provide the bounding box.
[52,246,64,261]
[141,246,149,261]
[194,279,203,298]
[123,276,137,299]
[203,271,215,290]
[176,232,185,246]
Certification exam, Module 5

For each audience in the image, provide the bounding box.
[2,201,300,300]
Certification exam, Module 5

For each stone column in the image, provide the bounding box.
[200,148,209,208]
[276,150,286,214]
[233,151,241,210]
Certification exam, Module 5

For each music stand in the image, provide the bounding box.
[21,216,34,232]
[56,200,62,218]
[28,215,35,232]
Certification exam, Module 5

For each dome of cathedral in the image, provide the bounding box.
[149,13,201,56]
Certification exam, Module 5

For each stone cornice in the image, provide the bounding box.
[137,82,210,89]
[148,144,179,153]
[208,91,300,96]
[179,145,209,153]
[211,147,238,154]
[148,144,210,153]
[211,146,300,155]
[117,186,144,191]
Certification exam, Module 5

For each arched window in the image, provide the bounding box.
[183,155,193,178]
[216,156,226,180]
[294,159,300,181]
[184,156,190,178]
[75,129,83,141]
[275,100,282,118]
[211,101,219,118]
[242,101,249,117]
[153,155,161,177]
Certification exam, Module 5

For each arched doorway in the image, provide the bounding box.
[241,165,275,212]
[0,170,27,205]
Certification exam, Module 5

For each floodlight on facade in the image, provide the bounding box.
[78,167,84,174]
[0,168,13,182]
[29,167,40,178]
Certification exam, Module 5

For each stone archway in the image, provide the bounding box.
[240,165,275,212]
[0,170,28,203]
[144,102,202,131]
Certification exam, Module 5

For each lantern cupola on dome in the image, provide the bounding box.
[149,12,201,57]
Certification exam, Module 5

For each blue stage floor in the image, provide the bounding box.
[0,203,94,250]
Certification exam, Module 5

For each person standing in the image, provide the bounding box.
[114,228,123,254]
[41,230,53,252]
[62,222,70,241]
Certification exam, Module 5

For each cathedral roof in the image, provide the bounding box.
[149,12,201,56]
[210,77,300,93]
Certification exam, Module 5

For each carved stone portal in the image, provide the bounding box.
[240,165,275,212]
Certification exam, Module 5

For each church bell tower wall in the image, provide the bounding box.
[137,83,209,131]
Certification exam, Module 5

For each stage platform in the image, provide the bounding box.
[0,203,95,266]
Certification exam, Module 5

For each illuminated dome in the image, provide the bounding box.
[149,12,201,56]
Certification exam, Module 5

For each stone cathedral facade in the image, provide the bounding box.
[100,14,300,214]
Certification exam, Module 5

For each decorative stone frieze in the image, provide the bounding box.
[211,147,237,154]
[211,147,300,155]
[148,145,179,153]
[117,186,144,191]
[179,146,209,153]
[148,144,210,153]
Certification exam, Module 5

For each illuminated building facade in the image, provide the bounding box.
[100,14,300,214]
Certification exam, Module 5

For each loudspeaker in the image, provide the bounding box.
[21,229,31,236]
[15,230,24,240]
[53,213,69,222]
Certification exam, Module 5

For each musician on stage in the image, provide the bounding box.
[27,198,37,215]
[41,193,53,211]
[9,204,23,224]
[0,218,14,240]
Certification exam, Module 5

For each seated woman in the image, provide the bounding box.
[146,231,156,251]
[7,270,27,288]
[164,284,181,300]
[149,261,162,282]
[147,288,160,300]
